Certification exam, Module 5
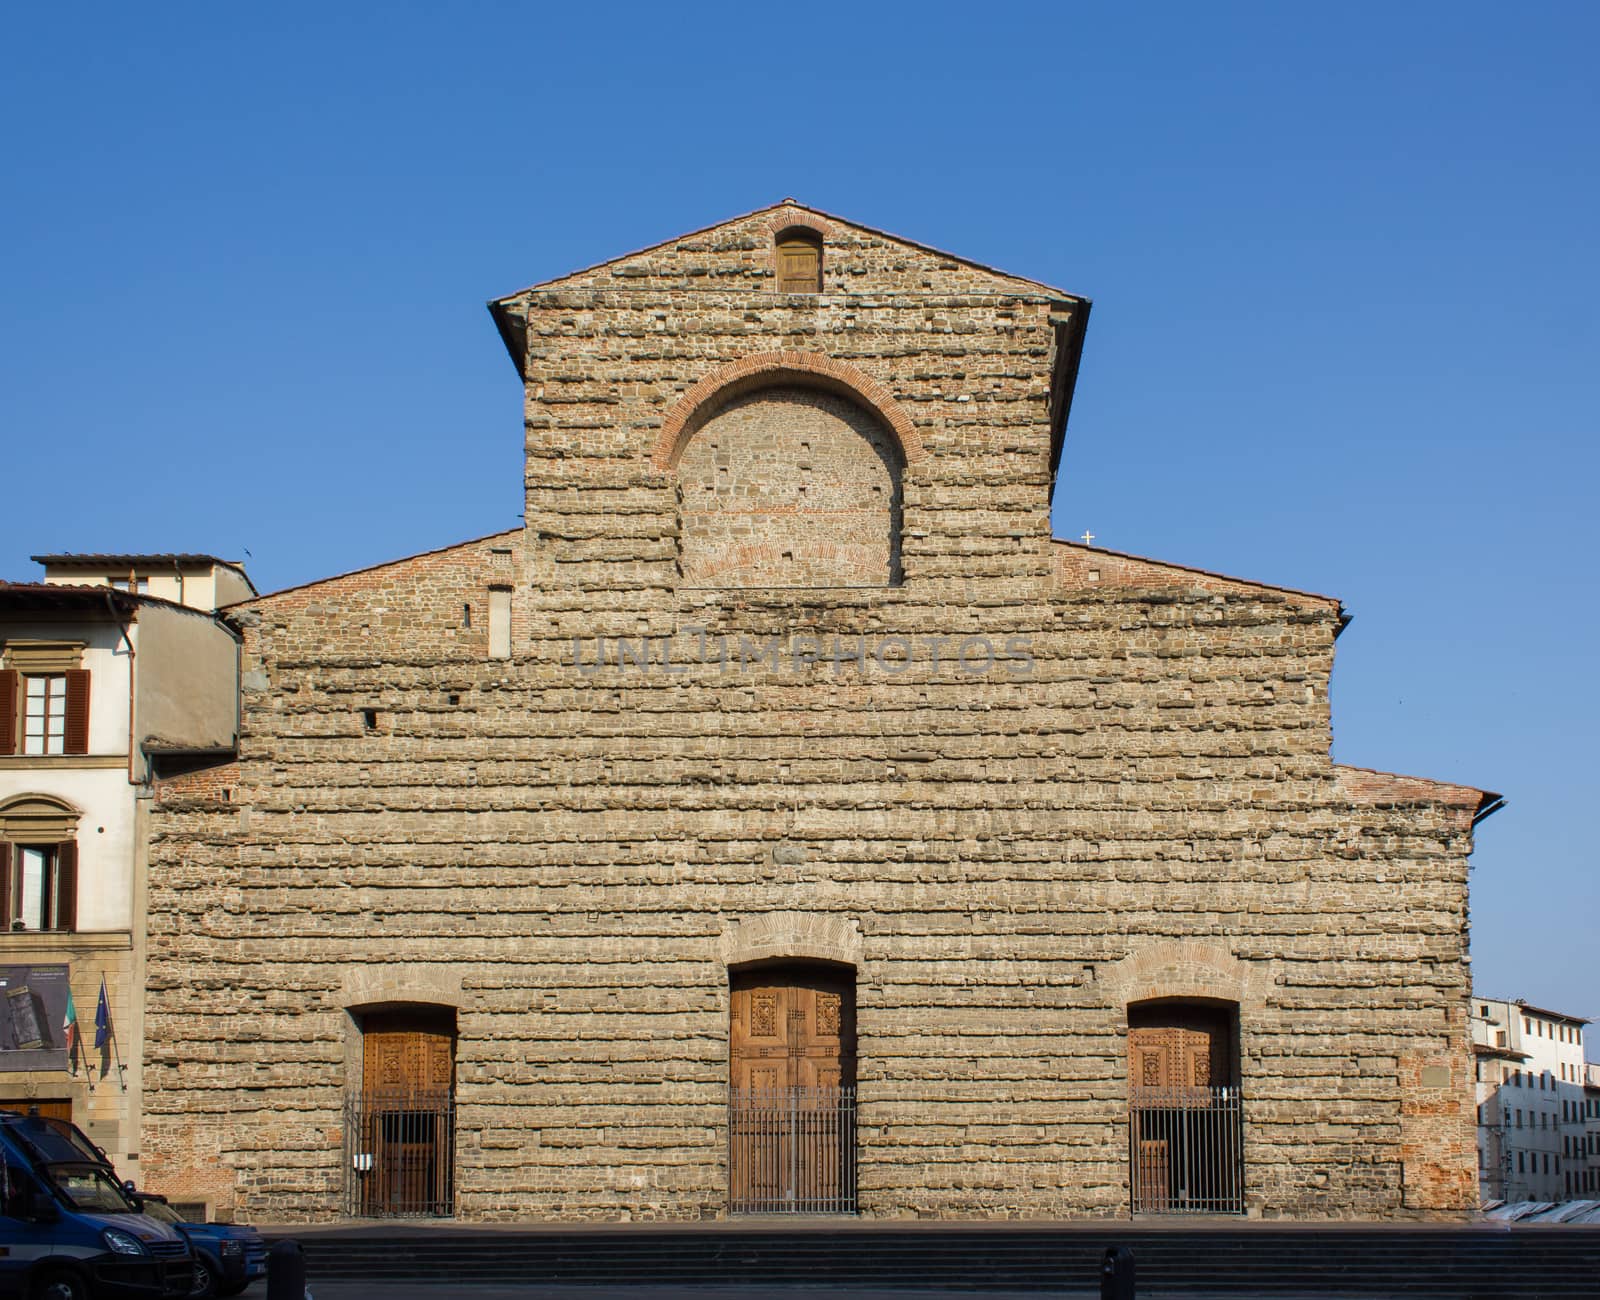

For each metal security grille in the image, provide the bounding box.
[1129,1085,1244,1215]
[343,1087,455,1218]
[729,1086,857,1214]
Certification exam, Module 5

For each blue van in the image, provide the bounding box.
[127,1195,265,1298]
[0,1110,192,1300]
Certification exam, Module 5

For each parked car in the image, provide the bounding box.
[125,1194,265,1299]
[0,1109,193,1300]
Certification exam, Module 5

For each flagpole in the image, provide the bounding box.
[112,1011,127,1092]
[96,975,128,1093]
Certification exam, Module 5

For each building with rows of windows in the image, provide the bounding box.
[1471,997,1598,1203]
[0,555,247,1173]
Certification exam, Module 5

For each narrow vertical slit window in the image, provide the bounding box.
[488,587,512,661]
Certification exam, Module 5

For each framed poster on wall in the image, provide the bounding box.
[0,965,70,1071]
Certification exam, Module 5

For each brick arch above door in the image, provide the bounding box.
[719,911,863,971]
[341,965,464,1011]
[1101,939,1272,1016]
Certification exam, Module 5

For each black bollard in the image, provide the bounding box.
[1100,1245,1135,1300]
[267,1238,306,1300]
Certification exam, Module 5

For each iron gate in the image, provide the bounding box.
[343,1087,455,1217]
[1129,1084,1244,1214]
[729,1086,857,1213]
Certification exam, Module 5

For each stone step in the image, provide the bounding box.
[269,1224,1600,1295]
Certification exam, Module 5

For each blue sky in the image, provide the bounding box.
[4,3,1595,1043]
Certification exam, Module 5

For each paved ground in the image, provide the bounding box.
[239,1219,1586,1298]
[300,1289,1095,1300]
[243,1282,1436,1300]
[231,1275,1406,1299]
[292,1289,1351,1300]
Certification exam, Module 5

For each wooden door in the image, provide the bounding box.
[729,968,856,1211]
[360,1009,454,1216]
[1128,1005,1241,1214]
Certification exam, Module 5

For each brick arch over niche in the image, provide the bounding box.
[650,351,924,472]
[658,356,921,589]
[676,385,903,587]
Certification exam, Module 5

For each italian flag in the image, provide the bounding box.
[63,988,79,1068]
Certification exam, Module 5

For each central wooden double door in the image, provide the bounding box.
[729,966,857,1213]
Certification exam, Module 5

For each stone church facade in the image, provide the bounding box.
[143,202,1494,1221]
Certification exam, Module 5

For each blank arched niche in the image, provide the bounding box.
[673,382,904,588]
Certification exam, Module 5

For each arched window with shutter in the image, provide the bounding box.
[775,228,823,293]
[0,795,80,933]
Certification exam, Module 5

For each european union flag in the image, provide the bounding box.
[94,976,110,1050]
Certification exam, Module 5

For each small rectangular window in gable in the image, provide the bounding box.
[776,231,822,293]
[488,587,512,661]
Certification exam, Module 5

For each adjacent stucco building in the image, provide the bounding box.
[0,556,247,1184]
[1472,997,1596,1203]
[143,202,1498,1223]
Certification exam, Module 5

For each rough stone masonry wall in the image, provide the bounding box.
[142,206,1483,1221]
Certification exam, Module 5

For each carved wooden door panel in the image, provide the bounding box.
[364,1026,453,1094]
[1129,1027,1175,1210]
[730,974,855,1092]
[1129,1026,1227,1090]
[731,983,790,1094]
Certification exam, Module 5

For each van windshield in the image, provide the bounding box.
[4,1115,106,1167]
[138,1199,183,1226]
[45,1164,136,1214]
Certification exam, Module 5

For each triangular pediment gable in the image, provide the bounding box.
[490,200,1083,309]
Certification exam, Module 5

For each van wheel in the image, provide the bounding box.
[189,1256,218,1298]
[31,1271,87,1300]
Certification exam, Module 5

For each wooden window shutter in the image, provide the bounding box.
[0,843,10,930]
[64,669,90,755]
[0,670,15,756]
[55,841,77,933]
[777,234,822,293]
[40,849,54,934]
